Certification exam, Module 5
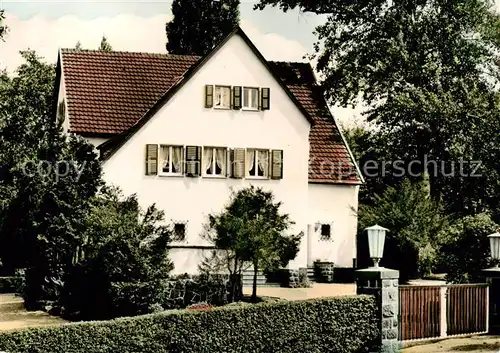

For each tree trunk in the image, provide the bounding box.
[230,256,239,303]
[251,262,258,303]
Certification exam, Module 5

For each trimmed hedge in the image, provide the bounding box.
[0,295,378,353]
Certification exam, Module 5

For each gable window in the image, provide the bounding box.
[214,86,231,109]
[159,145,183,175]
[203,147,227,177]
[173,223,186,241]
[246,149,269,178]
[243,87,259,110]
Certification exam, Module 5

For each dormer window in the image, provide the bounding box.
[243,87,259,110]
[214,86,231,109]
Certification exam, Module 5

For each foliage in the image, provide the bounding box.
[160,273,235,310]
[0,276,24,294]
[166,0,240,56]
[0,295,379,353]
[60,186,173,320]
[0,10,6,40]
[438,213,499,283]
[205,186,301,301]
[98,36,113,52]
[357,178,448,282]
[256,0,500,216]
[0,51,102,311]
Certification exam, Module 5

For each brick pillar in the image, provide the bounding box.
[356,267,400,353]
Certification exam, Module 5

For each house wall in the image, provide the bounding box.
[56,66,69,133]
[307,183,359,268]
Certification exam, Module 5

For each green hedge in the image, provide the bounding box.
[0,276,24,294]
[0,295,378,353]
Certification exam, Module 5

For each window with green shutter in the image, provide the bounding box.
[261,88,270,110]
[270,149,283,179]
[205,85,214,108]
[185,146,201,177]
[145,144,158,175]
[233,86,242,110]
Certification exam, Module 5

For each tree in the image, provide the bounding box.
[62,186,173,320]
[0,51,102,306]
[357,178,448,282]
[74,41,82,50]
[206,186,301,302]
[98,36,113,52]
[166,0,240,56]
[438,213,499,283]
[256,0,500,215]
[0,10,6,40]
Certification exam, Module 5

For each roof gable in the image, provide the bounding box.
[58,26,361,184]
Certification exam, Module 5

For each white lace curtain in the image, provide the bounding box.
[215,148,226,174]
[246,150,255,175]
[161,146,170,172]
[257,151,268,175]
[203,148,213,174]
[172,146,182,173]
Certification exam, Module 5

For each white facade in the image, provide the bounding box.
[60,33,360,275]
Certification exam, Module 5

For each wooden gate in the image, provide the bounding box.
[399,284,488,342]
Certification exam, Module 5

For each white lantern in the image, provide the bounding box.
[488,231,500,267]
[365,225,389,268]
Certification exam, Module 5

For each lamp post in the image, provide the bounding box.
[488,231,500,268]
[365,224,389,268]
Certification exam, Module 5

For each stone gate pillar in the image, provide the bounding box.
[356,267,400,353]
[481,268,500,334]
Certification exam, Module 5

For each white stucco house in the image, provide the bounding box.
[54,26,363,277]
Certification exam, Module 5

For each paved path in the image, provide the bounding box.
[403,336,500,353]
[243,283,356,300]
[0,294,67,331]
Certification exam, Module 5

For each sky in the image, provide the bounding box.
[7,0,499,125]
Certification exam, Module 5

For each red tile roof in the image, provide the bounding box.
[59,49,361,184]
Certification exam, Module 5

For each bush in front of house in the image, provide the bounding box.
[0,295,379,353]
[0,273,25,294]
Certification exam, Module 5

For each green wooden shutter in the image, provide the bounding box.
[145,144,158,175]
[231,148,245,178]
[226,149,232,177]
[270,149,283,179]
[261,88,270,110]
[233,86,242,110]
[205,85,214,108]
[185,146,201,177]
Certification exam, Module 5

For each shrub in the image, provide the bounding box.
[438,213,499,283]
[0,295,378,353]
[357,178,449,282]
[0,276,24,294]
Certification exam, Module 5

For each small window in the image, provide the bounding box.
[321,224,331,239]
[159,145,184,175]
[246,149,269,178]
[203,147,227,177]
[214,86,231,109]
[243,87,259,110]
[173,223,186,241]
